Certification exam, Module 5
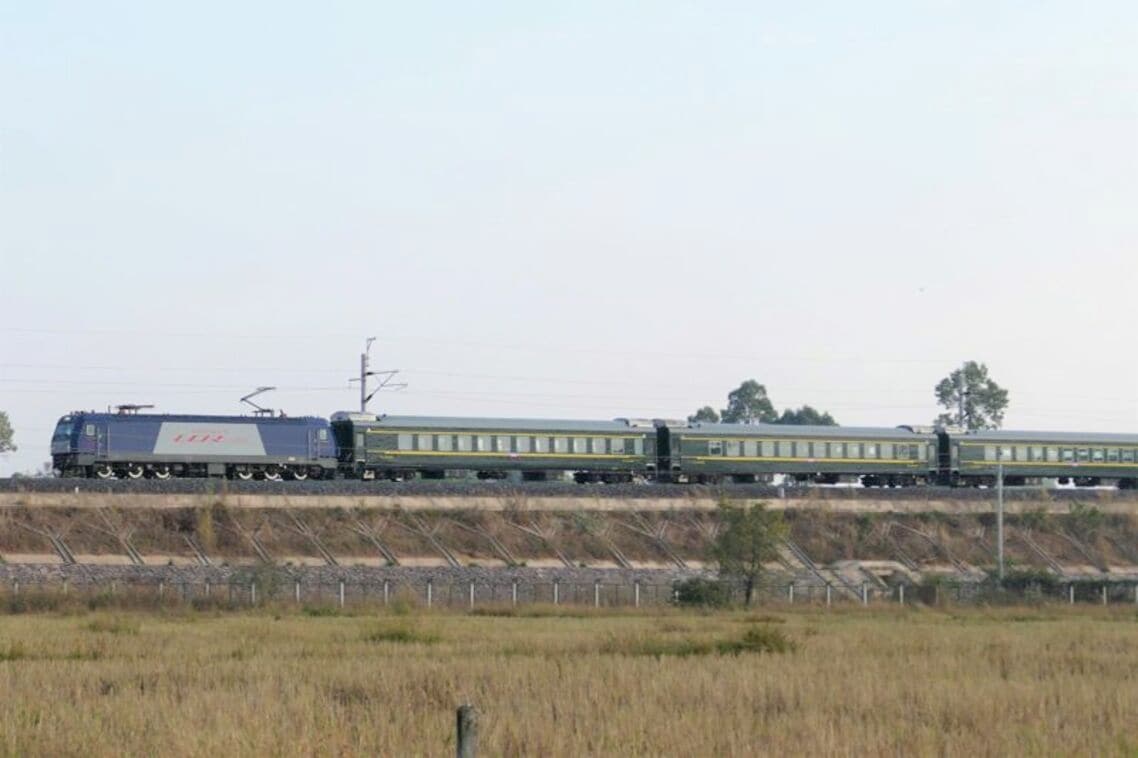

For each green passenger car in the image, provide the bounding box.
[331,413,655,482]
[666,422,939,485]
[953,430,1138,488]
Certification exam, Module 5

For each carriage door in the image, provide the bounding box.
[655,423,672,482]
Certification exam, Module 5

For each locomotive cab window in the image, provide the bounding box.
[85,424,96,437]
[317,429,329,441]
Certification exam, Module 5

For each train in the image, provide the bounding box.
[49,408,1138,488]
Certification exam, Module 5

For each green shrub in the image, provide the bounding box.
[673,578,733,608]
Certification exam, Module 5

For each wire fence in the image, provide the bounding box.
[3,574,1138,611]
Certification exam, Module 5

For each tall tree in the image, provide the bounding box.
[687,406,720,423]
[720,380,778,424]
[710,501,787,606]
[934,361,1009,430]
[0,411,15,453]
[775,406,838,426]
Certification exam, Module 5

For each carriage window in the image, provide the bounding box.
[1123,449,1135,463]
[554,437,569,453]
[572,438,587,454]
[397,434,413,450]
[881,444,893,460]
[633,438,644,455]
[457,435,472,452]
[85,424,96,437]
[1107,448,1119,463]
[725,440,740,457]
[762,441,776,457]
[475,435,490,452]
[1077,448,1089,462]
[495,436,512,453]
[1061,448,1074,462]
[1031,446,1044,462]
[1048,447,1059,462]
[895,444,909,459]
[417,434,433,451]
[592,437,606,454]
[743,440,757,457]
[1000,446,1013,461]
[609,438,625,455]
[437,435,453,452]
[515,436,531,453]
[1092,448,1105,463]
[864,444,877,459]
[708,440,723,456]
[535,437,549,453]
[831,443,844,458]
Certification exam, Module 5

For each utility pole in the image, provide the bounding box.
[349,337,406,413]
[997,445,1005,583]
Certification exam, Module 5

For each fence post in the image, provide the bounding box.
[456,704,478,758]
[159,581,164,600]
[553,580,559,606]
[512,580,518,607]
[62,579,68,595]
[861,583,868,606]
[1069,584,1075,604]
[383,580,389,607]
[339,580,346,608]
[295,581,301,604]
[899,585,905,605]
[427,580,433,609]
[1102,584,1108,606]
[469,581,475,610]
[251,582,257,605]
[12,580,18,596]
[634,580,640,609]
[205,581,211,598]
[594,580,600,608]
[788,584,794,604]
[826,584,832,607]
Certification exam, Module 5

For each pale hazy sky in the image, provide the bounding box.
[2,2,1136,474]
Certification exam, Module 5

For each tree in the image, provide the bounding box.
[0,411,14,454]
[934,361,1009,430]
[687,406,720,423]
[709,501,788,606]
[720,380,778,424]
[774,406,838,426]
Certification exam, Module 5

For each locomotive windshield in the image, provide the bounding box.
[52,417,75,442]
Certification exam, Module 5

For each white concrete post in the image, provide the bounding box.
[826,584,832,607]
[383,580,389,606]
[594,581,600,608]
[339,580,345,608]
[1102,585,1108,606]
[553,580,559,605]
[634,581,640,608]
[158,581,164,599]
[12,581,18,596]
[512,580,518,606]
[469,581,475,610]
[1069,584,1075,604]
[251,582,257,605]
[861,583,868,605]
[788,584,794,604]
[426,579,433,608]
[295,581,301,603]
[899,585,905,604]
[205,581,211,598]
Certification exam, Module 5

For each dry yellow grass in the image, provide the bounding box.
[1,604,1137,756]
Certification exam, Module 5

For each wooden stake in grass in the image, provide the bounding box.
[456,704,477,758]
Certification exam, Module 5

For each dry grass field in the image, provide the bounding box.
[1,601,1137,756]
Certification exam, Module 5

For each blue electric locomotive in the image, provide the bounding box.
[51,411,338,480]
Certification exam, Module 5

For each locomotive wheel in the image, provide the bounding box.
[291,468,309,481]
[152,465,172,480]
[263,466,283,482]
[234,469,254,481]
[126,463,145,480]
[93,464,115,480]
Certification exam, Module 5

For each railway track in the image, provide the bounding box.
[2,477,1137,503]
